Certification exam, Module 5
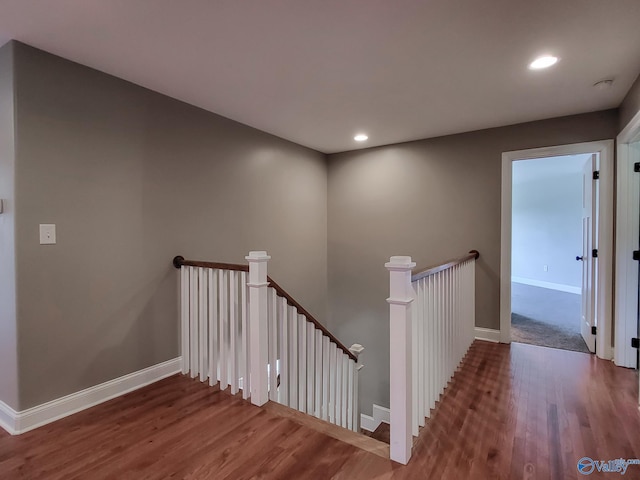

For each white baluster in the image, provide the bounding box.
[335,345,342,425]
[199,267,207,383]
[353,363,360,432]
[322,336,330,421]
[269,288,278,401]
[470,260,476,349]
[190,266,198,378]
[428,275,436,412]
[329,342,337,424]
[230,271,239,394]
[246,251,270,407]
[438,270,443,389]
[315,330,322,418]
[181,266,189,374]
[307,321,315,415]
[289,305,298,410]
[411,284,420,437]
[416,278,422,428]
[279,297,289,405]
[219,269,228,390]
[208,269,217,387]
[347,358,354,431]
[341,354,348,428]
[241,271,249,398]
[386,255,415,465]
[298,313,307,413]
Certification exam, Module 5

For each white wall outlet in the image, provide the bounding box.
[39,224,56,245]
[543,265,548,272]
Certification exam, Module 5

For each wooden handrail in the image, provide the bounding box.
[173,256,249,272]
[172,256,357,361]
[411,250,479,283]
[266,276,357,361]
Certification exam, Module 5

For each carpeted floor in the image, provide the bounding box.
[511,282,590,354]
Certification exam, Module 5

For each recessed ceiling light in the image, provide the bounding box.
[529,55,559,70]
[354,134,368,142]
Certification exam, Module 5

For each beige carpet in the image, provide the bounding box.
[511,282,590,354]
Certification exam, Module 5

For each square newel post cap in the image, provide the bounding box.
[349,343,365,358]
[245,251,271,262]
[385,256,416,271]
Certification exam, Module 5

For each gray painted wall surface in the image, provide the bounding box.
[327,110,618,414]
[12,42,327,410]
[0,42,19,409]
[620,72,640,132]
[512,155,586,288]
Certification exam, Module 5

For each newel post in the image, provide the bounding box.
[246,250,271,406]
[386,255,416,465]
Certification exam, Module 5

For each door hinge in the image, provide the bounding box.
[591,249,598,258]
[592,170,600,180]
[632,338,639,349]
[633,251,640,261]
[634,162,640,173]
[591,326,597,335]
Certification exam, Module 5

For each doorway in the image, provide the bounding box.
[500,141,614,360]
[510,154,593,353]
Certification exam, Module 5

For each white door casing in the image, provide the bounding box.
[501,140,614,360]
[615,110,640,371]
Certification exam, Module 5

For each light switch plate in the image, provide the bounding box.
[39,224,56,245]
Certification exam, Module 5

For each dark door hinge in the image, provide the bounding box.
[632,338,639,349]
[592,249,598,258]
[591,326,597,335]
[634,162,640,173]
[634,251,640,261]
[593,171,600,180]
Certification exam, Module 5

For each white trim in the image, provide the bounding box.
[360,403,390,432]
[511,277,581,295]
[474,327,501,343]
[360,414,377,432]
[615,110,640,368]
[0,401,17,435]
[0,357,182,435]
[501,141,615,360]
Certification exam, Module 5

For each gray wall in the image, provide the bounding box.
[12,42,328,410]
[512,155,585,288]
[327,110,618,414]
[0,42,19,410]
[620,72,640,132]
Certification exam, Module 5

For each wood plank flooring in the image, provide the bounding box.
[1,340,638,479]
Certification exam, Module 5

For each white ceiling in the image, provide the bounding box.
[0,1,639,154]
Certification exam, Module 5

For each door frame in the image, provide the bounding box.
[500,140,614,360]
[615,110,640,368]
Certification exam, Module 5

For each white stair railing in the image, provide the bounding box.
[175,251,362,432]
[387,250,478,465]
[176,257,251,399]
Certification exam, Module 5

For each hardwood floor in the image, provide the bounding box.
[1,340,638,479]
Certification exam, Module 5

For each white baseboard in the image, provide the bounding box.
[360,414,377,432]
[0,400,17,435]
[512,277,581,295]
[0,357,182,435]
[475,327,501,343]
[360,403,390,432]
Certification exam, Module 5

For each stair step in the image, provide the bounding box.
[263,401,390,459]
[363,422,390,444]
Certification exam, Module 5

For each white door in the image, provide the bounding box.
[579,155,597,353]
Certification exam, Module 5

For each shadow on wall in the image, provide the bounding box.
[49,267,179,402]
